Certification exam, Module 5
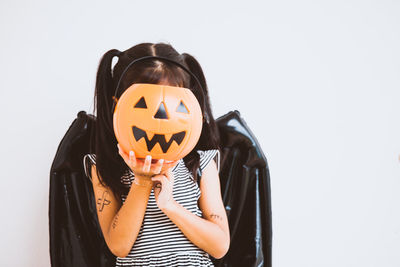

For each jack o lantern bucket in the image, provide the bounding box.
[113,83,203,161]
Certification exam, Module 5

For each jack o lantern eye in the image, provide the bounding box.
[176,101,189,114]
[134,97,147,108]
[154,102,169,119]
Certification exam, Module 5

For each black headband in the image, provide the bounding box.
[111,55,209,123]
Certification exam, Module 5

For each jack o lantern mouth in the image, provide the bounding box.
[132,126,186,153]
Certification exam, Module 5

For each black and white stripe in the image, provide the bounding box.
[83,149,220,267]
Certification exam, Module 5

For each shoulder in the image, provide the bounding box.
[197,149,220,176]
[83,153,132,186]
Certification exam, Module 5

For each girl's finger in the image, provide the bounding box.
[165,171,174,185]
[151,174,163,183]
[153,158,164,174]
[165,170,173,180]
[151,175,163,189]
[151,174,168,184]
[142,155,151,173]
[153,184,161,197]
[129,150,137,168]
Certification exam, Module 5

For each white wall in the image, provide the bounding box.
[1,0,399,266]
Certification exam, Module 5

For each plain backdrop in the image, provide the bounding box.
[0,0,399,266]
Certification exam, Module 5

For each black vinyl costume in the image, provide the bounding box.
[49,110,272,267]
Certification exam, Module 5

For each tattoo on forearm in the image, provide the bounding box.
[97,191,111,212]
[112,214,119,229]
[210,213,223,221]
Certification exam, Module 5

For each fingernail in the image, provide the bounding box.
[129,151,134,157]
[159,159,164,164]
[146,155,151,161]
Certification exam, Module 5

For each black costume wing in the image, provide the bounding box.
[49,111,116,267]
[210,110,272,267]
[49,110,272,267]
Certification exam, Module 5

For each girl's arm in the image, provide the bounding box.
[91,145,178,257]
[91,165,153,258]
[160,159,230,259]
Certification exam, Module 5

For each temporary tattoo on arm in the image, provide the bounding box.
[210,213,223,221]
[112,214,119,229]
[97,191,111,212]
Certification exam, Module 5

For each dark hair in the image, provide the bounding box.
[90,42,220,201]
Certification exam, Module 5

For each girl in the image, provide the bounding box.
[83,42,230,266]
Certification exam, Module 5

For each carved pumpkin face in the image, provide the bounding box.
[113,83,203,161]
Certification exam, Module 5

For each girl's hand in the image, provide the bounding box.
[117,143,178,178]
[151,170,176,211]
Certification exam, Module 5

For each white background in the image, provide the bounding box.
[1,0,399,266]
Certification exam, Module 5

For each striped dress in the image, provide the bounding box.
[83,149,220,267]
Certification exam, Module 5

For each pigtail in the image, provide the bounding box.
[94,49,121,137]
[181,53,220,150]
[92,49,128,198]
[181,53,221,183]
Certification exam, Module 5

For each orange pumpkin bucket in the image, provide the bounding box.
[113,83,203,161]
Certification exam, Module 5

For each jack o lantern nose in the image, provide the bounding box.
[154,102,169,119]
